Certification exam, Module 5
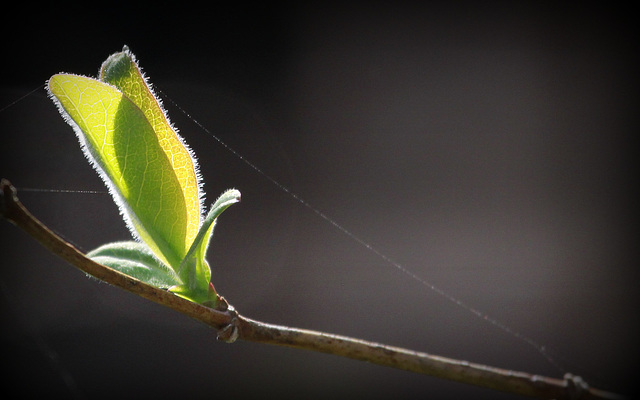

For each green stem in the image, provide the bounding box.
[0,178,626,400]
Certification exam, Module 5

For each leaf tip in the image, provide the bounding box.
[227,189,242,203]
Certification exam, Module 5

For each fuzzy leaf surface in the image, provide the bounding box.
[48,73,188,269]
[87,241,182,288]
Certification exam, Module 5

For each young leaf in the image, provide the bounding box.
[48,73,187,269]
[173,189,241,302]
[47,47,240,305]
[99,47,202,254]
[87,241,182,288]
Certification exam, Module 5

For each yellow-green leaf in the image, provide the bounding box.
[48,73,188,268]
[47,47,241,304]
[99,47,202,253]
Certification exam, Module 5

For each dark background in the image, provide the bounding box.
[1,3,637,399]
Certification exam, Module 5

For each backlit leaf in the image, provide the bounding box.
[99,47,202,254]
[48,74,187,268]
[47,47,240,305]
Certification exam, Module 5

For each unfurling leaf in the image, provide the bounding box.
[87,241,181,288]
[47,46,239,305]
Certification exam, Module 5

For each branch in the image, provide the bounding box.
[0,178,626,400]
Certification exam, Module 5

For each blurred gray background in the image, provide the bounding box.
[1,3,637,399]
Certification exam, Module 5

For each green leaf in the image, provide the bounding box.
[48,73,194,269]
[47,46,240,304]
[99,47,203,252]
[172,189,241,302]
[87,241,182,288]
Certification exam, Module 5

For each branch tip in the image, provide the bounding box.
[0,178,17,219]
